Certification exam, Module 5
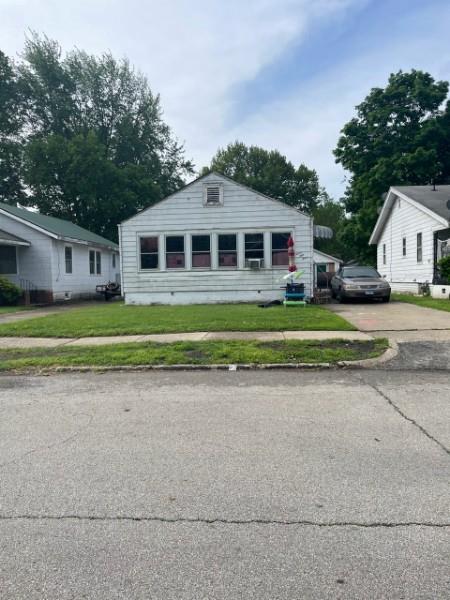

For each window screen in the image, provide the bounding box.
[192,235,211,268]
[140,237,159,269]
[65,246,72,274]
[417,233,423,263]
[0,246,17,274]
[271,232,290,266]
[89,250,95,275]
[166,236,185,269]
[245,233,264,261]
[218,234,237,267]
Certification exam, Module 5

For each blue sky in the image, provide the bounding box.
[1,0,450,198]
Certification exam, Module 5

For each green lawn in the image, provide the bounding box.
[0,302,355,337]
[0,338,388,371]
[393,293,450,312]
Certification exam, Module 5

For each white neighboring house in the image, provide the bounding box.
[313,249,342,285]
[369,185,450,294]
[0,202,120,303]
[119,172,330,305]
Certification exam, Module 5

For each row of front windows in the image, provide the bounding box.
[139,232,291,270]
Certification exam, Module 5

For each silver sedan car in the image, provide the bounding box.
[331,265,391,302]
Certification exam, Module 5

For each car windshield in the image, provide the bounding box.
[341,267,380,278]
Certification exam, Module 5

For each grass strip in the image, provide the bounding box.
[392,293,450,313]
[0,338,388,371]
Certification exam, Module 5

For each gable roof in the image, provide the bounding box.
[313,248,342,263]
[120,171,311,225]
[394,185,450,221]
[369,185,450,245]
[0,202,118,249]
[0,228,31,246]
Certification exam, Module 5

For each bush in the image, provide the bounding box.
[437,256,450,284]
[0,276,22,305]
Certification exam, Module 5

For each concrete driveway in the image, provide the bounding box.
[327,300,450,335]
[0,370,449,599]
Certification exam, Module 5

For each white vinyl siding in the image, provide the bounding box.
[376,195,442,286]
[0,212,120,298]
[120,173,314,304]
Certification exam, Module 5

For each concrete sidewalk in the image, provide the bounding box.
[0,330,372,349]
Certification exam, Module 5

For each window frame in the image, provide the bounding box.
[417,232,423,263]
[191,234,211,269]
[64,245,73,275]
[139,236,159,271]
[382,243,386,265]
[89,250,96,275]
[165,235,186,270]
[244,232,265,268]
[218,233,238,269]
[0,245,18,275]
[271,231,291,268]
[402,237,407,257]
[95,251,101,275]
[112,253,116,269]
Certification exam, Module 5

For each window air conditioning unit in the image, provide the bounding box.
[247,258,263,269]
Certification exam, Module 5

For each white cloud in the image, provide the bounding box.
[221,1,450,198]
[0,0,363,179]
[1,0,449,199]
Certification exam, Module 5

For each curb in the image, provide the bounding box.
[2,342,398,375]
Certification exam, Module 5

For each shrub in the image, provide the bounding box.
[437,256,450,284]
[0,276,22,305]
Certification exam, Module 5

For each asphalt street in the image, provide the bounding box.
[0,369,449,599]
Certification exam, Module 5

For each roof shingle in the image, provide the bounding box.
[0,202,118,249]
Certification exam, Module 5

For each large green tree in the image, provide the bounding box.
[0,50,26,203]
[1,34,193,240]
[335,70,450,263]
[203,141,322,213]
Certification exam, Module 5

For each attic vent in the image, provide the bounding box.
[204,184,223,206]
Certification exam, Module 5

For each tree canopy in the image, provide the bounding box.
[202,141,322,213]
[335,70,450,262]
[0,50,26,203]
[0,34,193,241]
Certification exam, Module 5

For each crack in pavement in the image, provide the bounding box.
[351,375,450,457]
[0,515,448,527]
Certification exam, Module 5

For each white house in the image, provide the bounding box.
[119,172,330,305]
[369,185,450,295]
[0,202,120,303]
[313,249,342,285]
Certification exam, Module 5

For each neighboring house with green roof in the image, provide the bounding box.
[0,202,120,303]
